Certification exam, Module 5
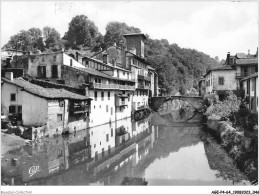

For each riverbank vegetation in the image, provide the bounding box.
[203,91,258,183]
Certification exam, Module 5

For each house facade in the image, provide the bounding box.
[2,33,158,131]
[204,49,258,102]
[204,65,237,100]
[1,73,91,139]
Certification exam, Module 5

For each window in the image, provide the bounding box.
[37,66,46,78]
[99,105,101,108]
[252,78,255,91]
[94,144,96,148]
[59,101,64,107]
[106,105,108,112]
[123,72,125,76]
[70,59,73,66]
[95,91,97,101]
[9,105,16,114]
[10,94,16,101]
[53,56,56,62]
[42,57,45,62]
[106,134,109,142]
[101,92,104,101]
[52,65,58,78]
[17,106,22,113]
[111,107,113,115]
[57,114,62,122]
[111,128,113,137]
[218,77,224,85]
[108,92,110,100]
[127,73,129,79]
[117,70,119,77]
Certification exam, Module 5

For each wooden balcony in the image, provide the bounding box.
[119,85,135,91]
[236,72,252,79]
[89,82,120,90]
[137,85,151,90]
[137,74,151,81]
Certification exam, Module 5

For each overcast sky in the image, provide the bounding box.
[1,1,259,60]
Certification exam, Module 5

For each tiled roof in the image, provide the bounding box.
[241,72,258,81]
[205,65,234,77]
[236,53,247,59]
[71,66,112,79]
[2,77,91,101]
[236,58,258,65]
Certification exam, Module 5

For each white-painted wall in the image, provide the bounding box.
[63,53,85,68]
[88,90,116,127]
[1,82,48,126]
[22,92,48,126]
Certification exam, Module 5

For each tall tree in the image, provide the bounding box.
[104,22,141,47]
[64,15,99,49]
[43,26,63,51]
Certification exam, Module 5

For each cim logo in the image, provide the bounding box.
[28,165,40,177]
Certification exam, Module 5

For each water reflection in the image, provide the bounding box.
[1,110,250,186]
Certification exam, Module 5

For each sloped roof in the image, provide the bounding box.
[71,66,112,79]
[123,33,147,40]
[236,53,247,59]
[2,77,91,101]
[236,58,258,65]
[205,65,235,76]
[241,72,258,81]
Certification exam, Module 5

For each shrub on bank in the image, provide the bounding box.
[203,91,258,182]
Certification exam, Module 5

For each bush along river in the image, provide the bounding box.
[1,99,252,186]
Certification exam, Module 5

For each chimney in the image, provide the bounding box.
[103,53,108,64]
[227,52,230,65]
[5,72,13,81]
[248,49,250,55]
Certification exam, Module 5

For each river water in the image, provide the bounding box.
[1,102,250,186]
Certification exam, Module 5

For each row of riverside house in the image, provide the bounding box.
[199,48,258,111]
[1,33,159,140]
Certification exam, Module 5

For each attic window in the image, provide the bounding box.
[70,59,73,66]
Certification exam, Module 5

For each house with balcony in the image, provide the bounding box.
[1,72,92,139]
[240,73,258,111]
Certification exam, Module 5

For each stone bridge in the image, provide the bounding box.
[150,96,203,112]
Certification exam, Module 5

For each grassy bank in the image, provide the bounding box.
[203,92,258,184]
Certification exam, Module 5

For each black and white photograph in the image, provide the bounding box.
[0,1,259,194]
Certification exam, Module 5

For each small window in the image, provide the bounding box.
[108,92,110,100]
[123,72,125,76]
[17,106,22,113]
[117,70,119,77]
[218,77,224,85]
[94,91,97,101]
[111,128,113,137]
[70,59,73,66]
[106,134,109,142]
[42,57,45,62]
[106,105,108,112]
[127,73,129,79]
[111,107,113,115]
[53,56,56,62]
[9,105,16,114]
[101,92,104,101]
[10,94,16,101]
[59,101,64,107]
[57,114,62,122]
[94,144,96,148]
